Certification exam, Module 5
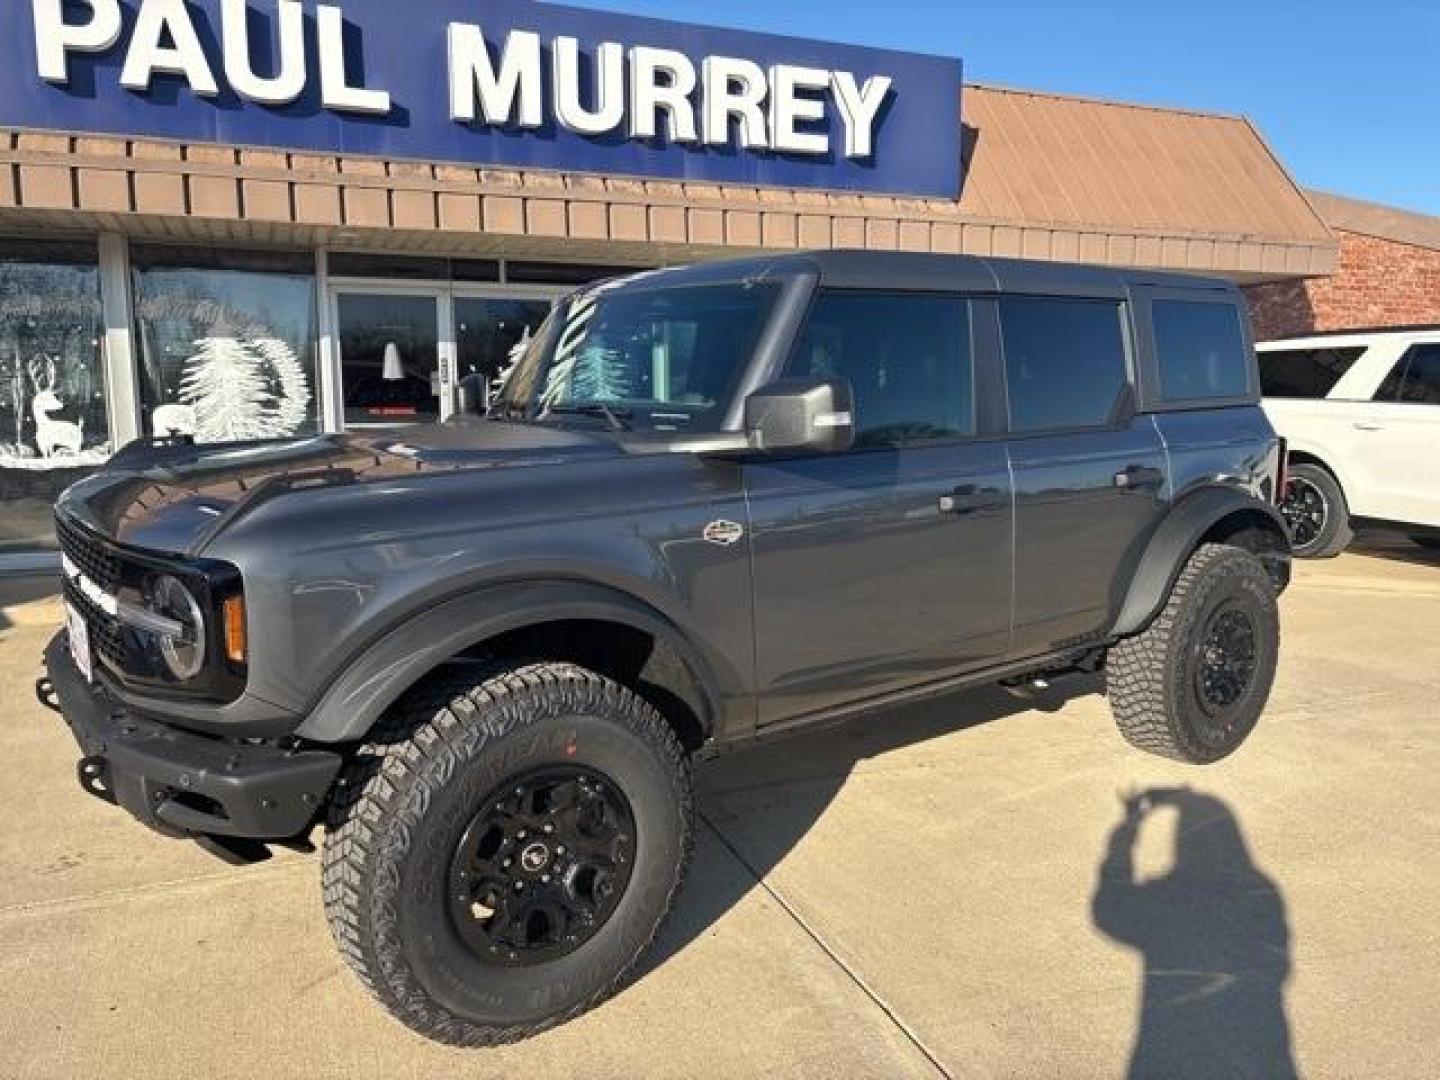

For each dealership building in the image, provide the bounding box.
[1,0,1423,569]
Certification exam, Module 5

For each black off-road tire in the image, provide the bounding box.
[1283,462,1352,558]
[1107,544,1279,764]
[322,662,693,1046]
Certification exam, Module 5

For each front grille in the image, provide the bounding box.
[56,514,122,594]
[52,512,243,702]
[56,514,128,673]
[63,578,127,671]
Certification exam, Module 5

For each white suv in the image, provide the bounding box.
[1257,328,1440,557]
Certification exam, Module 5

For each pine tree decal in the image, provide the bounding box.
[180,335,271,442]
[251,336,312,435]
[571,345,632,401]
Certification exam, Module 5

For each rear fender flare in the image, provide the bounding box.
[1113,487,1290,638]
[295,580,727,745]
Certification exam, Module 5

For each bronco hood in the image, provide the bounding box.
[56,419,618,556]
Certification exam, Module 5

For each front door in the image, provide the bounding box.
[747,291,1013,727]
[335,290,445,428]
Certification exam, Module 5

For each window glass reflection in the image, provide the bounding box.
[0,240,107,554]
[337,294,439,427]
[455,297,554,409]
[133,247,320,443]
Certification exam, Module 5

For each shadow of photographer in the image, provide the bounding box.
[1092,788,1298,1080]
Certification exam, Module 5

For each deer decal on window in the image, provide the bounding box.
[28,356,85,459]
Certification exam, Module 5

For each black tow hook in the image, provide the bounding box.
[35,677,60,714]
[77,756,118,806]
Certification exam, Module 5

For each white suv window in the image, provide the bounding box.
[1375,344,1440,405]
[1258,346,1365,399]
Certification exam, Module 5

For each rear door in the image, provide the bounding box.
[1001,293,1169,657]
[1257,342,1371,499]
[746,290,1013,727]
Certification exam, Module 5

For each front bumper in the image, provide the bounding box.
[42,633,342,840]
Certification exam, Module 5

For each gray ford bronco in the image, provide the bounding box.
[41,251,1291,1045]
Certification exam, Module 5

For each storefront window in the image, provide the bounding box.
[0,240,107,555]
[132,247,320,443]
[456,297,555,407]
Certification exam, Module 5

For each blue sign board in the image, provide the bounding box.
[4,0,963,198]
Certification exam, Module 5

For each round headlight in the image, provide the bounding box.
[147,574,206,680]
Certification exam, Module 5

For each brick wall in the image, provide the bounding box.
[1247,229,1440,340]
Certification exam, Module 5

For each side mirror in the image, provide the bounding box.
[743,377,855,455]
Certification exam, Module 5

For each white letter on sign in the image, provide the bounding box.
[448,24,543,128]
[33,0,123,84]
[552,36,624,136]
[830,71,892,159]
[222,0,307,106]
[701,56,769,150]
[120,0,220,97]
[628,47,698,143]
[317,3,391,115]
[769,64,830,155]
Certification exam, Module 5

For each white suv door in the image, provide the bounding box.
[1343,343,1440,527]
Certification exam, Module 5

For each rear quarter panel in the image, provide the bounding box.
[1154,405,1281,505]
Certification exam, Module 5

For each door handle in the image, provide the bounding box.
[1353,421,1385,432]
[1114,465,1165,490]
[939,485,1007,516]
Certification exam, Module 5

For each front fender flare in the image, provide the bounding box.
[294,580,728,745]
[1113,487,1290,638]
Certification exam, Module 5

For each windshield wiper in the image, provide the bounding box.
[542,403,633,432]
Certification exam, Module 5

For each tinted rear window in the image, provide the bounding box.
[1001,298,1129,432]
[1376,343,1440,405]
[1153,300,1253,402]
[1258,346,1365,399]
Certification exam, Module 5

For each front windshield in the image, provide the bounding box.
[495,279,782,433]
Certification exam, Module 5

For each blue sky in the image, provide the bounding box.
[562,0,1440,215]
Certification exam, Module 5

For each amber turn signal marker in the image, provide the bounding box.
[222,595,247,664]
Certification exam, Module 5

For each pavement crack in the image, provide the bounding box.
[699,810,954,1080]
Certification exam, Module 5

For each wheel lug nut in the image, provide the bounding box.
[543,823,554,834]
[515,881,525,891]
[502,858,512,868]
[556,845,565,855]
[541,874,550,884]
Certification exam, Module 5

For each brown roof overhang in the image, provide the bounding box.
[0,85,1336,282]
[1306,189,1440,253]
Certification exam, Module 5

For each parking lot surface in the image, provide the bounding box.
[2,534,1438,1079]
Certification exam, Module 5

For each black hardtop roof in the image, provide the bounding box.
[604,250,1235,297]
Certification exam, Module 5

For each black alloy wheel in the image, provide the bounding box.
[1278,462,1353,559]
[448,766,637,967]
[1193,605,1259,743]
[1280,476,1327,551]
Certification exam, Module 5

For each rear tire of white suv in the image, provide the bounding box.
[1281,462,1352,559]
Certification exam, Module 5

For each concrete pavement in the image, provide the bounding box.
[2,534,1438,1078]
